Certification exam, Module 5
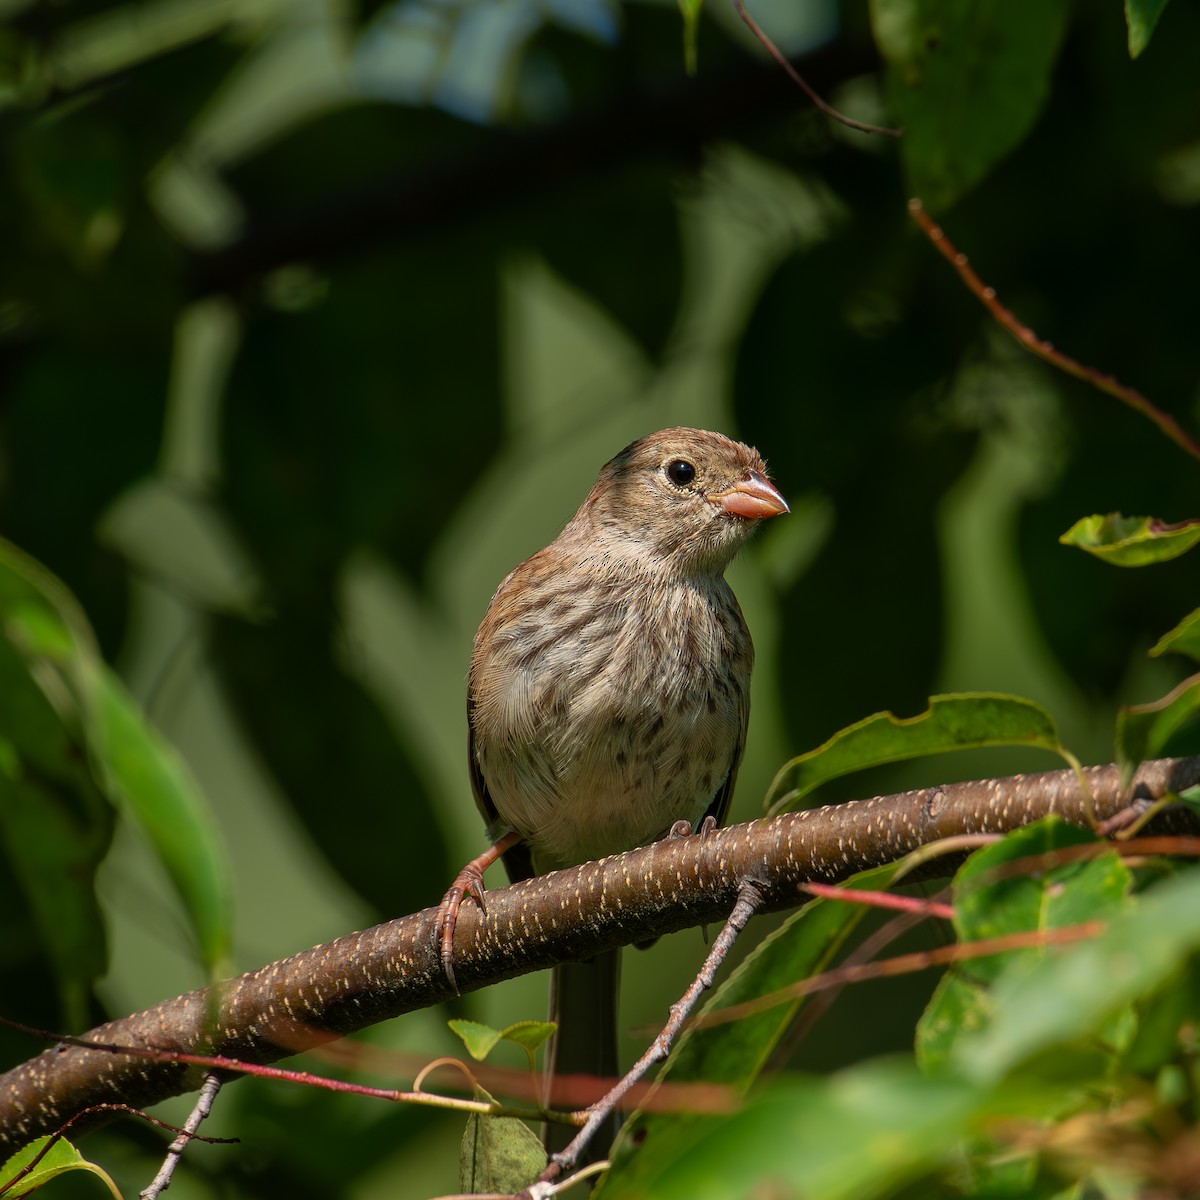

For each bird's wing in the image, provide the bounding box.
[703,678,749,831]
[467,697,535,884]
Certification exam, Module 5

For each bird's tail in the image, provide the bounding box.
[545,949,621,1160]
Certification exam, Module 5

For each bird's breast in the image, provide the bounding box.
[470,569,752,872]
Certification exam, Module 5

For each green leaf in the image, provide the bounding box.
[1059,513,1200,566]
[460,1111,546,1194]
[605,865,901,1194]
[1175,784,1200,815]
[953,865,1200,1084]
[1149,608,1200,661]
[871,0,1072,210]
[0,539,233,974]
[1126,0,1171,56]
[951,819,1130,981]
[0,776,109,1030]
[665,864,902,1089]
[918,819,1131,1071]
[0,1134,123,1199]
[500,1020,557,1054]
[0,579,111,1023]
[1116,674,1200,779]
[91,672,232,970]
[678,0,703,75]
[448,1018,556,1062]
[917,971,992,1076]
[766,694,1064,814]
[448,1019,503,1061]
[602,1061,1012,1200]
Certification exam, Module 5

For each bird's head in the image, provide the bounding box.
[579,427,789,574]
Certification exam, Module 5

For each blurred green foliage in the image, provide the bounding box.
[2,0,1199,1194]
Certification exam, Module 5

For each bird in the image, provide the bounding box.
[437,427,788,1154]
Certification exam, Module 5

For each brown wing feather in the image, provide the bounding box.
[702,676,748,831]
[467,695,535,884]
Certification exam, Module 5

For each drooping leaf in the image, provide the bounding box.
[91,672,233,971]
[767,695,1065,815]
[871,0,1072,210]
[0,540,233,975]
[0,772,109,1031]
[1059,513,1200,566]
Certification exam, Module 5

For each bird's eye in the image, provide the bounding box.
[665,459,696,487]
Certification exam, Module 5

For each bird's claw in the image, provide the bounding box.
[435,832,519,994]
[435,867,488,994]
[667,815,718,840]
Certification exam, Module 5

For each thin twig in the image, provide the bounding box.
[528,880,767,1195]
[701,920,1106,1029]
[140,1073,223,1200]
[908,198,1200,464]
[798,882,955,921]
[771,884,955,1065]
[734,0,902,138]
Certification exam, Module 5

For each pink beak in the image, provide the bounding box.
[715,470,789,520]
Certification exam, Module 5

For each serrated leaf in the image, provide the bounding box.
[0,1135,122,1199]
[1116,674,1200,779]
[767,694,1064,814]
[1149,608,1200,661]
[448,1019,503,1061]
[460,1112,546,1194]
[953,866,1200,1083]
[871,0,1071,210]
[1059,513,1200,566]
[1126,0,1171,57]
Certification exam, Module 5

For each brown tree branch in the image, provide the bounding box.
[733,0,902,138]
[3,756,1199,1154]
[908,198,1200,463]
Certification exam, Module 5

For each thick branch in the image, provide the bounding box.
[3,757,1198,1152]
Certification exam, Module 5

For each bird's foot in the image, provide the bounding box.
[435,832,520,993]
[667,814,718,840]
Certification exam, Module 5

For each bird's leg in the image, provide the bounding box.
[435,831,521,993]
[535,878,767,1188]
